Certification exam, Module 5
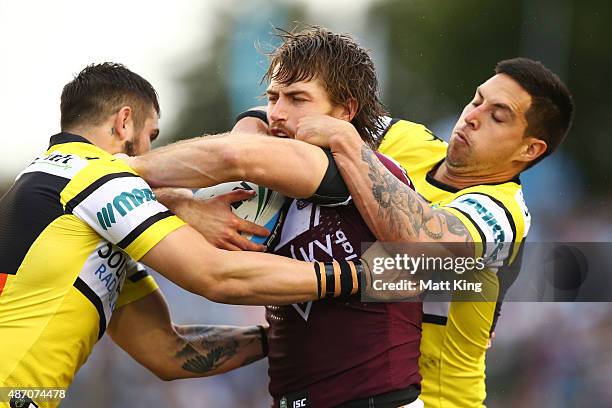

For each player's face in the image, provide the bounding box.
[124,106,159,156]
[447,74,532,174]
[266,75,347,138]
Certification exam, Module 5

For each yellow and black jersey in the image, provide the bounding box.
[377,118,530,408]
[0,133,185,406]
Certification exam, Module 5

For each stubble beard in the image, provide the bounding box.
[123,139,138,156]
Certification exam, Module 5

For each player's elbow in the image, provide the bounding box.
[201,276,251,305]
[154,369,179,382]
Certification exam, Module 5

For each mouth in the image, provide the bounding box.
[269,127,291,138]
[452,130,469,146]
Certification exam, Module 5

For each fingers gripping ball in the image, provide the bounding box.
[194,181,287,247]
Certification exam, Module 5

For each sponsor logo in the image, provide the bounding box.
[30,152,76,170]
[289,229,358,262]
[460,197,505,260]
[288,229,357,321]
[97,188,156,230]
[95,243,129,311]
[280,392,310,408]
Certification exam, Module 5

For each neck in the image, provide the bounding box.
[63,125,119,154]
[433,161,520,189]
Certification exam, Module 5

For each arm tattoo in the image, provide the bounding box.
[361,145,471,245]
[175,326,262,374]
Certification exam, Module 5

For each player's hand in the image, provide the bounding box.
[295,115,359,148]
[156,188,270,252]
[197,189,270,251]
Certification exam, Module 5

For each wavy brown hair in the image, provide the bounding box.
[263,26,387,147]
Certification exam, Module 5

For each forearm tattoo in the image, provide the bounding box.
[175,325,263,374]
[361,145,471,244]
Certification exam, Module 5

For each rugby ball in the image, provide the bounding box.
[194,181,287,246]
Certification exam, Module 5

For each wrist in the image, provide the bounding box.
[329,123,362,155]
[154,188,194,212]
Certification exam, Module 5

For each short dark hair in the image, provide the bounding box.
[495,58,574,167]
[264,26,387,147]
[60,62,160,132]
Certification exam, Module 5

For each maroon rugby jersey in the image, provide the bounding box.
[266,152,422,408]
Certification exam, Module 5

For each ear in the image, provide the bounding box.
[112,106,133,141]
[521,137,548,163]
[336,97,359,122]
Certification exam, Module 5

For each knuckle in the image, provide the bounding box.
[228,218,240,229]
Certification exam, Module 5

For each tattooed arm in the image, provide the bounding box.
[108,289,266,380]
[296,115,474,257]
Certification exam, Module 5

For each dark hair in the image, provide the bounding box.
[60,62,160,132]
[264,26,387,147]
[495,58,574,168]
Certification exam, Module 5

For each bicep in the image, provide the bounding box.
[139,225,217,296]
[139,224,319,305]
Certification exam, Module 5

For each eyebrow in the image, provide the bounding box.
[476,88,515,119]
[266,88,310,98]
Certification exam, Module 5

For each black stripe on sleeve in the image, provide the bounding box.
[450,206,487,258]
[128,268,150,283]
[475,193,518,264]
[64,172,139,214]
[116,210,173,250]
[478,193,517,243]
[423,314,448,325]
[73,277,107,339]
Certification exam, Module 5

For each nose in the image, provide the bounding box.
[268,98,286,123]
[464,105,481,130]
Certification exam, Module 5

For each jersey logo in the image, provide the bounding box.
[97,188,156,230]
[32,152,76,168]
[292,301,312,321]
[460,197,505,260]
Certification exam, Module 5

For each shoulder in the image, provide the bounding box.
[444,182,530,266]
[378,117,446,149]
[376,117,447,173]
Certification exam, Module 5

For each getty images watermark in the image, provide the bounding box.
[362,242,609,303]
[370,252,486,293]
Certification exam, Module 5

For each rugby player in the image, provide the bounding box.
[129,51,573,407]
[130,27,425,408]
[294,58,574,407]
[0,63,371,408]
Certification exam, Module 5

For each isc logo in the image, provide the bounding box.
[280,397,307,408]
[293,399,307,408]
[97,188,156,230]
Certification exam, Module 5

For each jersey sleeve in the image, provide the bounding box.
[377,118,448,175]
[62,163,186,261]
[115,260,159,309]
[444,192,519,270]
